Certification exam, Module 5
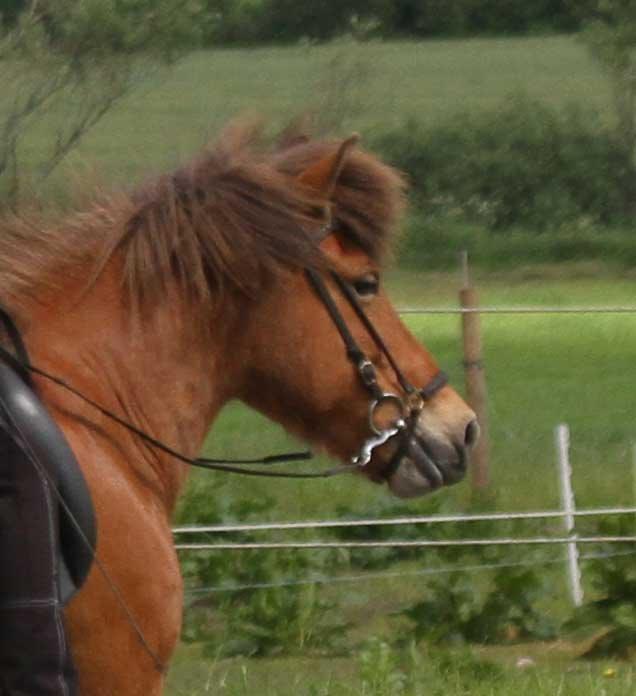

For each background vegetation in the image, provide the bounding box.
[1,0,595,43]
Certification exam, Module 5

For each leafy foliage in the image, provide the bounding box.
[332,497,558,646]
[179,475,558,658]
[566,514,636,658]
[200,0,594,45]
[0,0,204,206]
[396,217,636,271]
[376,97,633,231]
[399,524,558,645]
[402,561,557,645]
[358,638,409,694]
[178,476,347,658]
[582,1,636,165]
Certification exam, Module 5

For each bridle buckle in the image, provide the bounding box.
[357,357,378,389]
[405,390,425,416]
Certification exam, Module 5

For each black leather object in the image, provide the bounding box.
[0,361,96,604]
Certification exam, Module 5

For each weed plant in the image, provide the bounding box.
[566,514,636,659]
[178,479,347,658]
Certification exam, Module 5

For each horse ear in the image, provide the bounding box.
[298,134,360,199]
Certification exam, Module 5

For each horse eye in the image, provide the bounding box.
[352,273,380,299]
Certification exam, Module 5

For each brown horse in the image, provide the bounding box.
[0,125,477,695]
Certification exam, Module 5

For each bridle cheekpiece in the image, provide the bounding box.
[305,219,448,472]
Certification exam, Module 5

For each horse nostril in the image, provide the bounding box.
[464,419,480,448]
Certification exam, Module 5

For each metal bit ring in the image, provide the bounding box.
[368,393,406,435]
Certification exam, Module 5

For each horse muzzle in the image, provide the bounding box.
[384,435,465,498]
[383,412,479,498]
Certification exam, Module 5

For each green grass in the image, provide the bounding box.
[166,641,636,695]
[36,35,612,197]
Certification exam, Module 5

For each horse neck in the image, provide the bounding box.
[23,267,242,513]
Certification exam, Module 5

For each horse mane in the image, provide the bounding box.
[0,123,407,320]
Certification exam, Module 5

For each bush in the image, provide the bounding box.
[565,514,636,659]
[178,476,347,657]
[332,498,558,646]
[377,0,592,39]
[402,559,557,645]
[203,0,376,45]
[201,0,593,45]
[376,97,634,231]
[397,517,558,645]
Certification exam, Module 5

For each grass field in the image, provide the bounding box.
[167,642,635,695]
[31,34,612,198]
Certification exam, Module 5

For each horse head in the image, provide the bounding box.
[235,135,478,497]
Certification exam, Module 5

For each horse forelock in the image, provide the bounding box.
[272,138,407,262]
[0,122,407,321]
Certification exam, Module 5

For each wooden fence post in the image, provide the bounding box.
[459,252,491,491]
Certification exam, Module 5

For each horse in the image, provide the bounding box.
[0,124,478,695]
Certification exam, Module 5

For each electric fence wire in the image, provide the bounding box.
[173,506,636,535]
[397,306,636,315]
[175,535,636,551]
[182,548,636,598]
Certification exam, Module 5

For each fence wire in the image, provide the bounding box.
[178,304,636,599]
[173,506,636,536]
[397,306,636,315]
[175,535,636,551]
[183,549,636,598]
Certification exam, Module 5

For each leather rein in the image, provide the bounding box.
[0,267,446,480]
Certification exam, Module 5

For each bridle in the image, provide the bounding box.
[305,268,447,468]
[0,262,447,479]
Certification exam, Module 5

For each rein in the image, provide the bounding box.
[0,271,446,480]
[0,349,356,479]
[0,337,350,480]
